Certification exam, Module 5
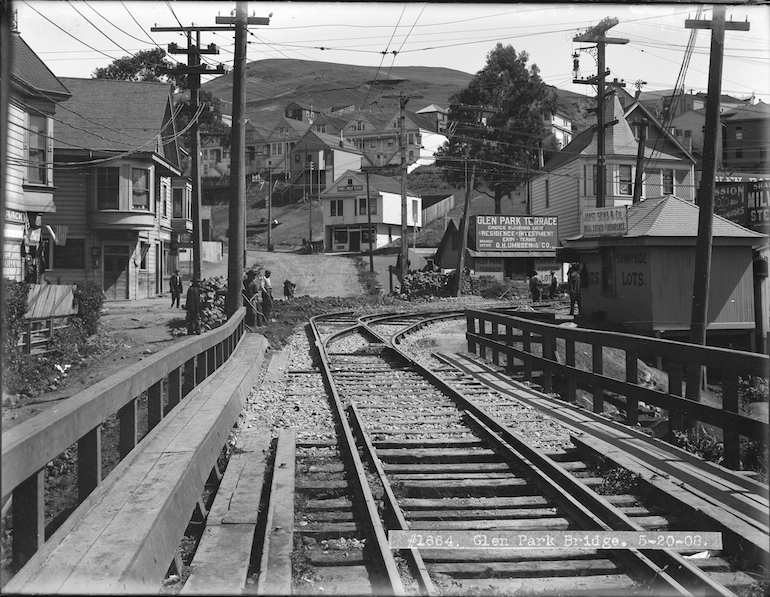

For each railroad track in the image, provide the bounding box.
[302,310,759,596]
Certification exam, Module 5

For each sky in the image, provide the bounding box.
[13,1,770,104]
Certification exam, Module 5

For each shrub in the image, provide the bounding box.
[672,429,724,465]
[2,279,29,360]
[74,280,104,335]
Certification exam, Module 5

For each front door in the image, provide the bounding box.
[103,244,130,300]
[349,231,361,252]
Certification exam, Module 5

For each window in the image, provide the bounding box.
[295,154,301,163]
[408,150,414,160]
[316,124,326,134]
[358,197,368,215]
[203,150,209,159]
[139,241,149,270]
[735,126,743,140]
[619,165,633,195]
[27,114,48,184]
[583,165,596,196]
[387,138,394,148]
[600,248,615,296]
[331,200,344,217]
[684,130,692,139]
[408,133,415,145]
[97,167,120,210]
[663,169,674,195]
[52,238,85,269]
[248,148,255,163]
[246,131,253,140]
[173,188,184,218]
[735,150,743,159]
[132,168,150,210]
[334,229,348,244]
[545,179,549,208]
[370,140,376,149]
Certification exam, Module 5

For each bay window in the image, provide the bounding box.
[97,167,120,210]
[132,168,150,210]
[27,114,49,184]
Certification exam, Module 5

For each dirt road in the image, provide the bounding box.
[204,250,370,298]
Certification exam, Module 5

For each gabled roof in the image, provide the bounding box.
[54,78,178,158]
[324,169,418,197]
[541,95,683,173]
[625,195,764,239]
[265,116,311,139]
[292,130,362,155]
[624,100,696,163]
[416,104,448,115]
[12,32,70,101]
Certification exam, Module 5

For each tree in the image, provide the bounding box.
[92,48,186,91]
[436,44,557,214]
[175,89,232,151]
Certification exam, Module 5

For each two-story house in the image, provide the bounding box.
[200,135,230,179]
[45,78,184,300]
[416,104,449,134]
[341,108,422,169]
[5,29,71,282]
[530,94,696,243]
[259,117,312,175]
[721,101,770,174]
[320,170,421,252]
[282,130,363,203]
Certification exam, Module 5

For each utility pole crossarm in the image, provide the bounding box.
[685,18,749,31]
[215,16,270,25]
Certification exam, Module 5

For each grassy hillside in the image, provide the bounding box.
[203,58,472,127]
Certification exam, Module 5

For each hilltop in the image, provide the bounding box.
[203,58,473,131]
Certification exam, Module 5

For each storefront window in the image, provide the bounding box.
[334,229,348,244]
[51,238,85,269]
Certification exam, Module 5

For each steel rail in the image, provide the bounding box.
[308,314,406,596]
[383,322,737,597]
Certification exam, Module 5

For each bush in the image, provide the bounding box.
[672,429,724,465]
[74,280,104,335]
[2,279,29,360]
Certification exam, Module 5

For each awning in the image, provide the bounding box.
[467,250,556,258]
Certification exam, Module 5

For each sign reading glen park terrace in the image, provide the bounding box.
[474,215,558,250]
[581,206,628,237]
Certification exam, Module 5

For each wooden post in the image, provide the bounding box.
[722,371,741,470]
[466,314,476,353]
[12,470,45,568]
[667,362,684,435]
[523,330,532,382]
[492,323,500,366]
[78,425,102,502]
[479,317,487,360]
[207,347,216,374]
[119,398,138,459]
[565,338,576,402]
[505,324,514,374]
[542,334,553,393]
[148,380,163,430]
[196,350,208,382]
[168,366,183,410]
[592,344,604,413]
[625,350,639,426]
[183,357,196,397]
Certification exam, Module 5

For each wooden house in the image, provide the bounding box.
[45,78,184,300]
[530,94,696,244]
[4,30,71,282]
[319,170,421,252]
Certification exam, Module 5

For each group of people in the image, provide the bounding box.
[528,264,583,316]
[170,270,203,335]
[242,268,297,326]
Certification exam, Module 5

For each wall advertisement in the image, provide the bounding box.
[581,206,628,237]
[715,180,770,234]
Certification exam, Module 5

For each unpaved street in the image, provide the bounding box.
[203,250,366,298]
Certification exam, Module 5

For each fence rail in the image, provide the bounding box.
[465,309,769,471]
[1,308,247,569]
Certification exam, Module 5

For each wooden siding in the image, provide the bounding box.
[651,246,754,331]
[531,162,579,242]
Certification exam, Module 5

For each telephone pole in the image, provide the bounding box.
[632,119,648,204]
[573,18,628,208]
[154,27,227,283]
[685,6,749,403]
[383,92,422,285]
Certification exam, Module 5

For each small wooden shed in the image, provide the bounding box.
[562,196,767,341]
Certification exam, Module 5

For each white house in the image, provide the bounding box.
[320,170,421,252]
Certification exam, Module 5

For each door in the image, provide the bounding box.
[103,244,130,300]
[349,231,361,252]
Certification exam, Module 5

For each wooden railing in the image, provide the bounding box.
[466,309,769,471]
[1,308,247,569]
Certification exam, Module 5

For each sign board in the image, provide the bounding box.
[337,185,363,192]
[473,215,558,251]
[715,180,770,234]
[581,206,628,237]
[174,232,193,248]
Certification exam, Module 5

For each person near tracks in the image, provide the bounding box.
[568,264,582,316]
[170,269,183,308]
[261,269,274,321]
[243,269,262,326]
[548,270,558,299]
[283,278,296,300]
[185,278,202,335]
[529,271,543,302]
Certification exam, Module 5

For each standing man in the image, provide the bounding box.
[568,264,582,316]
[186,278,202,335]
[243,269,261,326]
[261,269,274,321]
[548,271,558,299]
[170,269,183,308]
[529,271,542,302]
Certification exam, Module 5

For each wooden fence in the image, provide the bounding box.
[18,285,78,354]
[465,308,769,470]
[1,308,247,569]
